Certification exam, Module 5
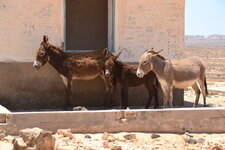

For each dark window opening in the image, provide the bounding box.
[66,0,108,51]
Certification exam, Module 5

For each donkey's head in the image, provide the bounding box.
[104,51,122,78]
[33,35,51,69]
[136,48,163,78]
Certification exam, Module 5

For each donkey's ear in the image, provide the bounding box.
[43,35,49,43]
[156,49,164,53]
[147,47,154,53]
[113,51,122,60]
[103,48,108,57]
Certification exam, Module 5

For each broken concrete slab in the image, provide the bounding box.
[0,105,11,124]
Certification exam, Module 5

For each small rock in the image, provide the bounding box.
[184,132,193,138]
[120,118,128,123]
[84,134,91,139]
[211,145,223,150]
[103,141,109,148]
[151,133,160,139]
[123,134,136,140]
[102,132,116,142]
[0,130,6,140]
[13,137,28,150]
[73,106,88,111]
[110,145,122,150]
[19,127,55,150]
[57,129,72,137]
[56,145,75,150]
[183,137,197,144]
[4,135,15,142]
[197,138,205,143]
[20,127,44,146]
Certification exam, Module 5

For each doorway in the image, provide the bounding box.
[66,0,108,50]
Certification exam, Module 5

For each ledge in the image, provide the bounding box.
[1,107,225,135]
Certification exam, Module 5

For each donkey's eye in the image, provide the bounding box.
[39,52,45,56]
[143,61,147,64]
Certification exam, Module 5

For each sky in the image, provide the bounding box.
[185,0,225,36]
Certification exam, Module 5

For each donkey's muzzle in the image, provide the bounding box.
[105,70,111,78]
[33,61,41,70]
[136,69,144,78]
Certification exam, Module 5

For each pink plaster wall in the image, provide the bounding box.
[0,0,63,62]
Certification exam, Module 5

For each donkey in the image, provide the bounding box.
[33,35,113,109]
[136,48,208,108]
[104,51,159,109]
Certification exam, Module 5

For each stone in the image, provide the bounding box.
[123,134,136,140]
[73,106,88,111]
[211,145,223,150]
[182,135,197,144]
[0,141,14,150]
[184,132,193,138]
[20,127,44,146]
[151,133,160,139]
[13,137,28,150]
[57,129,72,137]
[19,127,55,150]
[110,145,122,150]
[102,132,116,142]
[197,138,205,143]
[84,134,91,139]
[36,131,55,150]
[4,135,15,143]
[56,145,75,150]
[0,130,6,140]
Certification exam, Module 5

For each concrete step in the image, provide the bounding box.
[1,107,225,135]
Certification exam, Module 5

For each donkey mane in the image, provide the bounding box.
[42,42,64,55]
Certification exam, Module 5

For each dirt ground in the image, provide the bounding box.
[184,47,225,107]
[0,131,225,150]
[184,81,225,107]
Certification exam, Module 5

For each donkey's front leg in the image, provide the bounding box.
[61,75,73,110]
[161,82,173,108]
[101,76,113,108]
[168,87,173,108]
[121,87,129,109]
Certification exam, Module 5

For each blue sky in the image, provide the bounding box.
[185,0,225,35]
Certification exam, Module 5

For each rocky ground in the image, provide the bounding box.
[184,47,225,107]
[184,81,225,107]
[0,128,225,150]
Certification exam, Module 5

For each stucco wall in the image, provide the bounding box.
[115,0,184,62]
[0,0,63,62]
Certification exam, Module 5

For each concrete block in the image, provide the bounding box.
[0,105,11,124]
[1,108,224,135]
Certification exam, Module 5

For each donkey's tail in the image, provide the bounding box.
[204,76,209,95]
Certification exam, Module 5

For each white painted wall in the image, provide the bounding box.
[0,0,64,62]
[0,0,184,62]
[114,0,184,62]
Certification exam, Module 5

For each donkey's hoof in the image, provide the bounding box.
[204,104,209,107]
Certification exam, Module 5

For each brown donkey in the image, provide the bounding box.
[136,48,208,108]
[33,35,113,109]
[104,51,159,109]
